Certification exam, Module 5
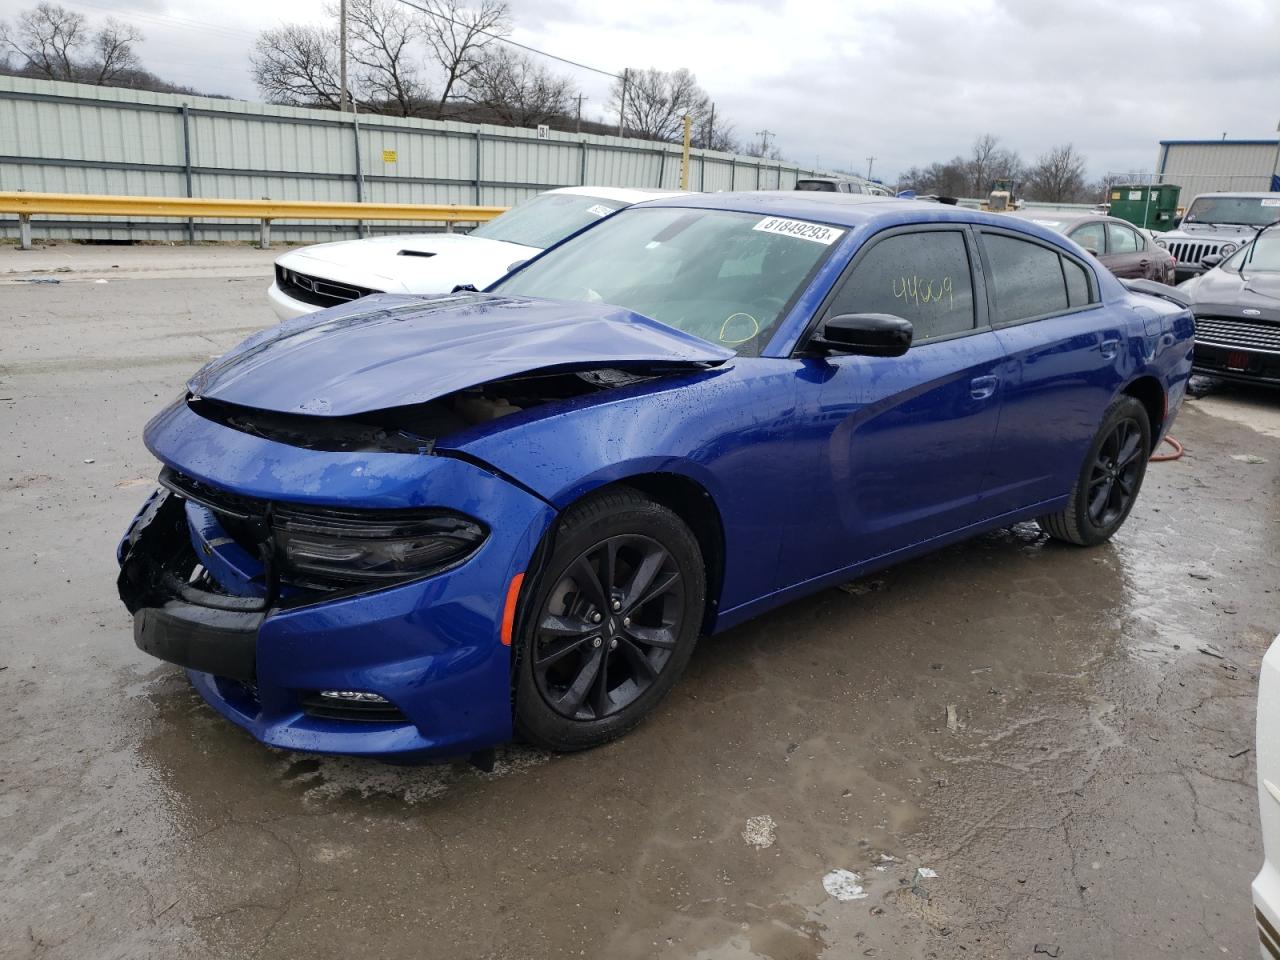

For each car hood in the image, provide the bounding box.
[277,234,539,294]
[1185,267,1280,321]
[1161,223,1258,242]
[188,293,734,417]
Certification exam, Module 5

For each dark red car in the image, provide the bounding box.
[1008,211,1177,284]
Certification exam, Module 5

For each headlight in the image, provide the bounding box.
[1220,243,1237,256]
[1154,239,1167,249]
[273,507,487,587]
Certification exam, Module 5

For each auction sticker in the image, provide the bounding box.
[586,204,615,217]
[1262,199,1280,207]
[753,216,844,245]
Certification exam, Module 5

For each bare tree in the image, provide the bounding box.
[464,46,574,127]
[1025,143,1087,202]
[897,157,971,198]
[339,0,426,116]
[419,0,509,113]
[611,67,709,142]
[1,2,140,84]
[967,133,1023,194]
[0,2,84,79]
[251,23,343,109]
[88,17,141,85]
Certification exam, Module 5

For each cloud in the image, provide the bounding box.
[2,0,1275,182]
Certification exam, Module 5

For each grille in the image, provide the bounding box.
[1165,240,1220,267]
[299,692,409,723]
[1195,315,1280,354]
[275,264,379,308]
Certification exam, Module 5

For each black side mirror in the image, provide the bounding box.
[1199,254,1222,269]
[810,313,913,357]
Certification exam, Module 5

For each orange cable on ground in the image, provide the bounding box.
[1150,436,1184,462]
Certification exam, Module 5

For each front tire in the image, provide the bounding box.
[514,488,705,752]
[1037,395,1151,546]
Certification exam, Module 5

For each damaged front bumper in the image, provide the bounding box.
[121,490,263,684]
[118,397,555,759]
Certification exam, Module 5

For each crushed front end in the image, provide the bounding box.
[118,395,555,759]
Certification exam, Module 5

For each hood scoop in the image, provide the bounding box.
[397,250,436,258]
[188,293,733,418]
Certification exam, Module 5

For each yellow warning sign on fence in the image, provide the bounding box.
[382,149,398,164]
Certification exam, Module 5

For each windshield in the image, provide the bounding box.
[492,207,841,355]
[1184,196,1280,228]
[471,192,626,249]
[796,180,839,192]
[1222,233,1280,272]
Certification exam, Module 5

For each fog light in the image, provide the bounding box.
[319,690,388,703]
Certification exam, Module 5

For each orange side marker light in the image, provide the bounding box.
[500,572,525,646]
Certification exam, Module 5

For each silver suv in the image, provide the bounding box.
[1156,192,1280,281]
[795,176,893,197]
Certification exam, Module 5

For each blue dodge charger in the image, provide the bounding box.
[118,192,1194,762]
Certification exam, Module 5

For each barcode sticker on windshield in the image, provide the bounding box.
[753,216,844,245]
[586,204,614,217]
[1262,199,1280,207]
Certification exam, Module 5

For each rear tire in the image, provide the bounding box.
[1037,396,1151,546]
[513,488,704,752]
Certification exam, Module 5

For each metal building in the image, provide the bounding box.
[1155,139,1280,202]
[0,76,835,244]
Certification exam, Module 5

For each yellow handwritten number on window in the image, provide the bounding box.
[893,275,953,309]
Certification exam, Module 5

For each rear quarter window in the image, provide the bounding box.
[1062,257,1091,307]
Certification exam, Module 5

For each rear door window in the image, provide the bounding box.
[824,231,976,342]
[982,233,1070,323]
[1107,223,1141,254]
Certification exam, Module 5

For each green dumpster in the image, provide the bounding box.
[1108,183,1181,233]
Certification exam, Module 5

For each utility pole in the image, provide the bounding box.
[866,156,875,180]
[755,128,774,157]
[574,94,586,134]
[705,102,715,150]
[616,69,628,138]
[680,114,692,191]
[338,0,350,112]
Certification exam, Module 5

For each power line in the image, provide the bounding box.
[389,0,623,80]
[56,0,260,42]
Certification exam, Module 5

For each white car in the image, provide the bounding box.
[1255,633,1280,957]
[267,186,684,321]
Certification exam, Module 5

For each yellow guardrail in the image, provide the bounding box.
[0,191,508,249]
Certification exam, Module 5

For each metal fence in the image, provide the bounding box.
[0,75,833,244]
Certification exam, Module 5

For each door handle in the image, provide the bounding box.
[969,375,998,400]
[1099,338,1120,359]
[1139,259,1150,267]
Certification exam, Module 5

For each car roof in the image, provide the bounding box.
[1006,210,1097,224]
[1005,211,1140,229]
[547,185,687,203]
[635,190,1020,229]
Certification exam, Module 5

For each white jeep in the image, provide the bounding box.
[1155,191,1280,281]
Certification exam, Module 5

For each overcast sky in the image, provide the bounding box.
[3,0,1277,181]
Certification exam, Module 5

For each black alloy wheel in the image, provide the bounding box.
[513,488,705,752]
[1086,416,1145,528]
[532,534,684,721]
[1038,395,1151,546]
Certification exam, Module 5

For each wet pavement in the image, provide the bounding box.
[2,262,1279,959]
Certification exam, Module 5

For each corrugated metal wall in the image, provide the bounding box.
[1155,140,1280,202]
[0,76,832,243]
